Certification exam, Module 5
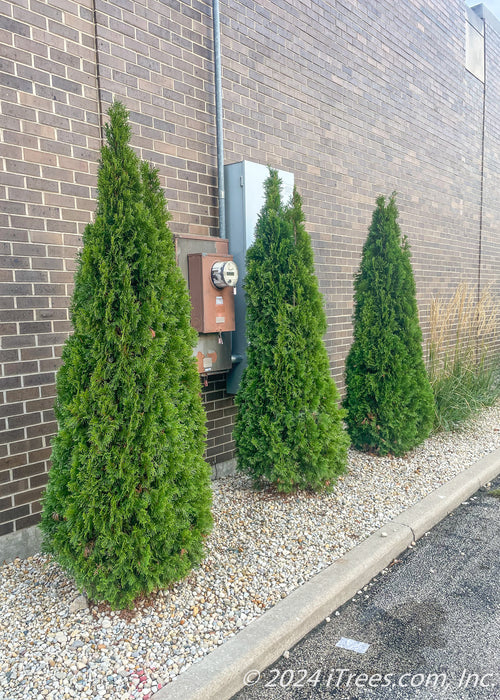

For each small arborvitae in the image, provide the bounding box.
[40,102,212,609]
[234,169,349,492]
[343,194,434,456]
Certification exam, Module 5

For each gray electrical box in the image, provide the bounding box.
[224,160,294,394]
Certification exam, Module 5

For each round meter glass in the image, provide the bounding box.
[211,260,239,288]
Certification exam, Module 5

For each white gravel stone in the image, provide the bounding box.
[69,596,88,614]
[54,633,67,646]
[1,404,499,699]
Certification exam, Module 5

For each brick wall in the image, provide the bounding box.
[0,0,100,538]
[202,372,237,471]
[1,0,500,547]
[220,0,493,382]
[92,0,219,237]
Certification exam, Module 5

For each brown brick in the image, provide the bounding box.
[17,297,50,309]
[0,504,30,524]
[12,461,46,481]
[15,511,42,529]
[0,402,24,420]
[14,486,45,506]
[9,437,44,455]
[40,383,57,398]
[15,270,49,282]
[0,522,14,536]
[27,420,57,438]
[4,361,39,377]
[7,412,42,429]
[20,346,52,361]
[19,322,52,334]
[23,372,55,388]
[30,499,43,514]
[6,387,39,402]
[0,15,31,37]
[25,397,55,413]
[0,454,27,472]
[0,322,17,335]
[0,496,12,511]
[0,376,22,391]
[26,447,51,463]
[30,471,49,489]
[2,335,37,349]
[0,479,29,499]
[0,269,13,283]
[0,349,19,363]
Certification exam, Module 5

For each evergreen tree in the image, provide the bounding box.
[40,102,212,609]
[343,194,434,456]
[234,170,349,492]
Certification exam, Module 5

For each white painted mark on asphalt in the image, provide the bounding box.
[335,637,370,654]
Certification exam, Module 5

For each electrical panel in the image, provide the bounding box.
[224,161,294,394]
[174,233,237,374]
[187,253,237,334]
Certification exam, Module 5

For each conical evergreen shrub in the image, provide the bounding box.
[40,102,212,609]
[343,194,434,456]
[234,170,349,492]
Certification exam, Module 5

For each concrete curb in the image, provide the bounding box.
[156,446,500,700]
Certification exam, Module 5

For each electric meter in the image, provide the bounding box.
[211,260,239,289]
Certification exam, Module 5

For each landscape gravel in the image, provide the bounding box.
[1,404,500,700]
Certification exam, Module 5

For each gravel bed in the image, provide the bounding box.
[1,404,500,700]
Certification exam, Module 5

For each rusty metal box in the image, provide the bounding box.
[173,233,234,374]
[187,252,236,334]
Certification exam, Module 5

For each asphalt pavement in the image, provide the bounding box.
[233,476,500,700]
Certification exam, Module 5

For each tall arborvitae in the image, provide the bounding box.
[40,102,212,609]
[343,194,434,456]
[234,170,349,492]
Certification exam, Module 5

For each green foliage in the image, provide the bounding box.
[40,102,212,609]
[234,169,349,492]
[431,359,500,432]
[428,283,500,431]
[343,194,434,456]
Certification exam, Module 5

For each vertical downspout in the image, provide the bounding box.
[212,0,226,239]
[477,21,486,304]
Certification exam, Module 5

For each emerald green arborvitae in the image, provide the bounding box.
[40,102,212,609]
[234,169,349,492]
[343,194,434,456]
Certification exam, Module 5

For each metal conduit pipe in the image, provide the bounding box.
[212,0,226,239]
